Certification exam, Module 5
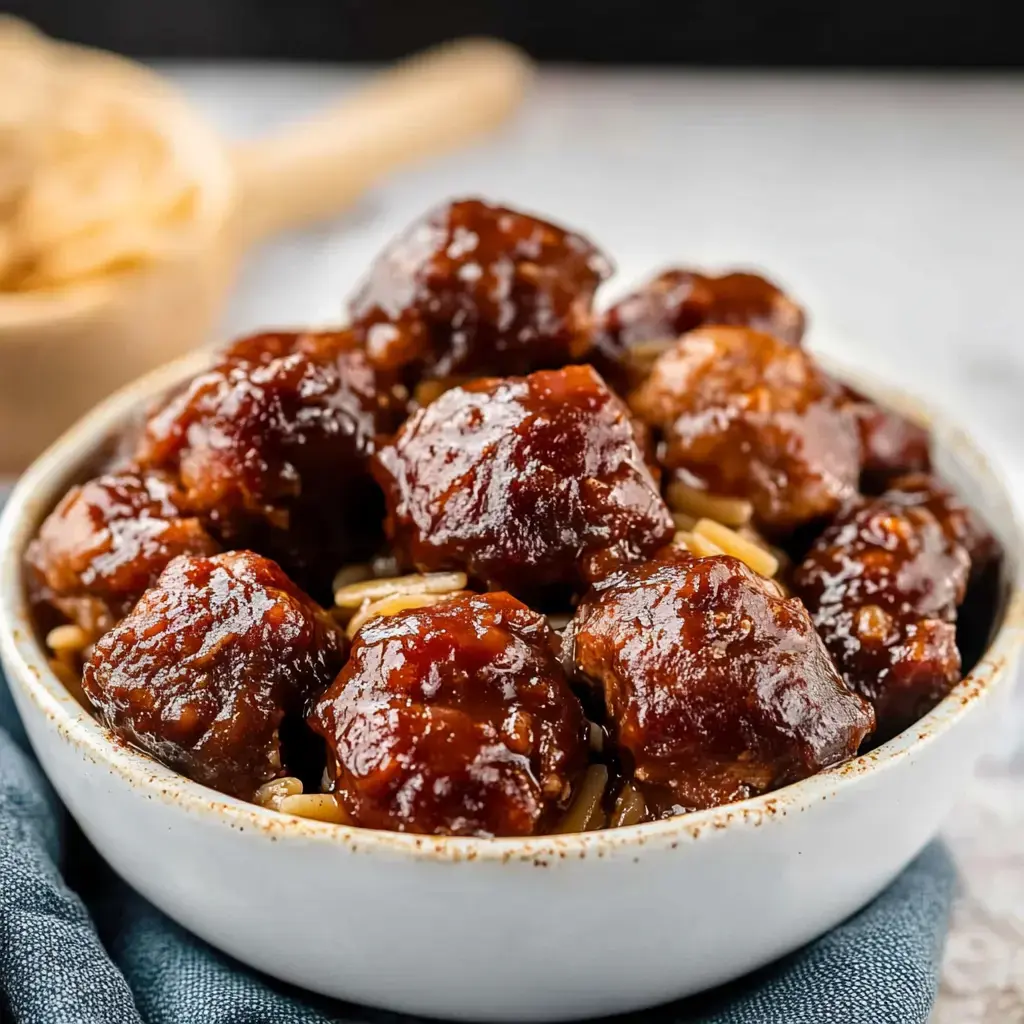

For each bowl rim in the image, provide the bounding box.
[2,348,1023,863]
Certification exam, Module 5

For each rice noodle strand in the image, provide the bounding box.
[554,765,608,834]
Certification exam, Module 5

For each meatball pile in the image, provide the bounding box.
[28,197,1000,837]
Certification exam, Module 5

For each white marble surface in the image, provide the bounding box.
[164,64,1024,1020]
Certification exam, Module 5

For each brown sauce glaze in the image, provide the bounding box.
[349,198,613,381]
[842,387,932,491]
[884,472,999,577]
[629,326,861,534]
[311,592,588,836]
[373,364,674,599]
[563,552,874,816]
[594,268,805,390]
[24,198,1006,836]
[25,469,219,638]
[136,330,404,601]
[83,550,345,800]
[793,495,971,739]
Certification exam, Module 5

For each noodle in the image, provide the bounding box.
[45,623,89,654]
[681,531,725,559]
[738,525,790,570]
[673,520,781,579]
[610,783,647,828]
[254,777,347,823]
[277,793,348,824]
[672,511,698,531]
[331,563,374,593]
[554,764,608,834]
[40,478,776,840]
[666,481,754,528]
[253,776,303,807]
[370,553,401,578]
[346,591,458,639]
[334,571,467,609]
[693,518,779,578]
[44,622,93,707]
[47,656,91,710]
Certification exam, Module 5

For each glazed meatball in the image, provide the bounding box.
[629,326,861,533]
[348,198,613,380]
[884,472,998,576]
[372,365,674,598]
[562,553,874,815]
[793,496,971,738]
[83,551,346,799]
[136,330,402,599]
[842,388,932,488]
[310,592,588,836]
[594,268,805,390]
[25,469,219,637]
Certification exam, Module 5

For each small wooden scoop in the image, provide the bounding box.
[0,36,531,473]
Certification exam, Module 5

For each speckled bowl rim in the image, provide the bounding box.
[2,347,1022,863]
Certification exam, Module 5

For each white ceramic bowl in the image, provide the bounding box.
[1,350,1022,1022]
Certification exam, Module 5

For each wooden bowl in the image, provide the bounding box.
[0,34,531,473]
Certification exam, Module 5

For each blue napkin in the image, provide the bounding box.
[0,669,955,1024]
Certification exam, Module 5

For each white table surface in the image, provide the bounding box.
[164,64,1024,1021]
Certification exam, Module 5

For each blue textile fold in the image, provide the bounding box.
[0,670,955,1024]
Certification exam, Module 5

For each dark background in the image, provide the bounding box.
[4,0,1024,66]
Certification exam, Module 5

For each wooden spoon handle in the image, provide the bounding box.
[231,38,531,245]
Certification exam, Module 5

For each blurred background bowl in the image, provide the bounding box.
[0,29,530,473]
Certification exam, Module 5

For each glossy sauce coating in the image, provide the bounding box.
[885,472,998,576]
[563,553,874,814]
[310,592,588,836]
[83,551,346,799]
[595,269,805,389]
[628,326,861,532]
[843,388,932,488]
[136,330,402,599]
[793,496,971,738]
[24,195,1007,833]
[348,198,613,380]
[372,365,674,597]
[25,469,219,637]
